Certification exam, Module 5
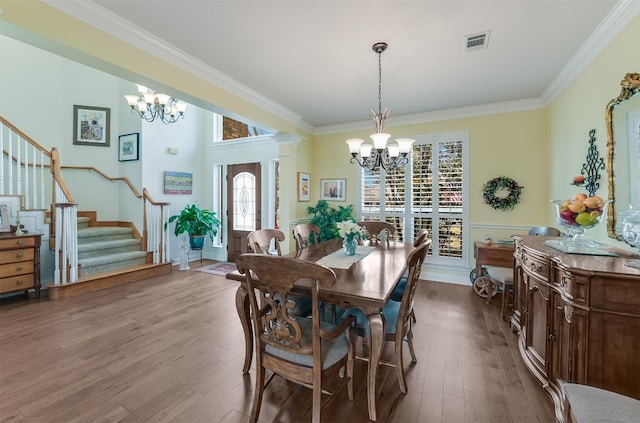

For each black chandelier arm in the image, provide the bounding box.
[350,150,410,172]
[128,103,184,124]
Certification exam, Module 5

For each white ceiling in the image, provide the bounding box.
[44,0,632,132]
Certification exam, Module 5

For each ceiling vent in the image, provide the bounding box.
[465,31,490,52]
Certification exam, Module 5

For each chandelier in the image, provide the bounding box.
[345,42,415,171]
[124,84,187,124]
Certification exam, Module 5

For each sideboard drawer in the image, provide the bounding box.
[0,274,35,294]
[0,261,34,278]
[0,237,36,249]
[523,253,550,280]
[0,248,35,263]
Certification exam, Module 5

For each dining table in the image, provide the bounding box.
[225,238,415,421]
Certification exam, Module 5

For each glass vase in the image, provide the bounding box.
[343,236,357,256]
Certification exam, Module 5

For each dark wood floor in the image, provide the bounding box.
[0,261,555,423]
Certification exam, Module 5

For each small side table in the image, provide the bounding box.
[473,241,515,278]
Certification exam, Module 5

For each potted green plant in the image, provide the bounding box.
[306,200,356,242]
[166,203,220,249]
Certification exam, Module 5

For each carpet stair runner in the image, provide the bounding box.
[77,219,147,277]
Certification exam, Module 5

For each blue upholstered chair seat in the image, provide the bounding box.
[390,276,407,302]
[339,301,401,336]
[265,316,349,369]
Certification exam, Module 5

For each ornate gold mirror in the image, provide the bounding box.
[606,73,640,241]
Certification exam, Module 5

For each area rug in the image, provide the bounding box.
[194,261,237,276]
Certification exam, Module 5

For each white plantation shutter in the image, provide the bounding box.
[360,131,468,266]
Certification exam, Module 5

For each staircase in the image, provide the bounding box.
[77,217,148,276]
[46,214,172,300]
[2,116,173,300]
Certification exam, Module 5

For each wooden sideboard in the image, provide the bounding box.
[511,235,640,422]
[0,233,42,299]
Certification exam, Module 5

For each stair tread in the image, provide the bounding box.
[79,251,147,266]
[78,227,132,237]
[78,238,140,251]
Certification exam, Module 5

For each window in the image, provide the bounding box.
[360,131,469,267]
[232,172,257,231]
[213,114,272,142]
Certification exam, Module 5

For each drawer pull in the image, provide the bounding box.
[16,266,23,271]
[529,262,542,272]
[16,280,23,286]
[17,240,24,245]
[16,253,24,258]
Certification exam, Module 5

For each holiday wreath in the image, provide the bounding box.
[482,176,523,211]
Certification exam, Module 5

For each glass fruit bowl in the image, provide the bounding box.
[552,194,610,249]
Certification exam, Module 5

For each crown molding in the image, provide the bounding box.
[541,0,640,105]
[314,98,545,136]
[41,0,303,126]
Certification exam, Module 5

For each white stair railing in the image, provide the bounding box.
[143,188,170,263]
[1,117,49,209]
[2,117,79,284]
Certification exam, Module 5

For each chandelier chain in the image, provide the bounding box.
[377,49,383,118]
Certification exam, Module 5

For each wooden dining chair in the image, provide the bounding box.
[358,221,396,244]
[339,239,432,394]
[236,253,357,423]
[390,229,430,323]
[247,228,285,255]
[292,223,321,258]
[247,228,312,316]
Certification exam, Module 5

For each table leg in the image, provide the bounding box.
[476,262,483,280]
[235,284,252,374]
[366,311,385,422]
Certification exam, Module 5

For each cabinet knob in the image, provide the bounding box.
[16,280,23,286]
[16,253,24,258]
[17,240,24,245]
[16,266,23,271]
[548,333,556,342]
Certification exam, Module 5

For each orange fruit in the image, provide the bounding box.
[568,201,586,213]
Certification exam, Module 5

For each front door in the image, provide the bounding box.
[227,162,261,262]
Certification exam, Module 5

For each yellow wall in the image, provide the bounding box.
[314,109,548,243]
[547,13,640,246]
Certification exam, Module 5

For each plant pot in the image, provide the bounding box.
[189,235,205,249]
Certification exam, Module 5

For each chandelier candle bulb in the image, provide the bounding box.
[371,132,390,150]
[360,143,373,158]
[387,143,400,158]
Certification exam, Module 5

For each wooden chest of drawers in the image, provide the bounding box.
[0,233,42,299]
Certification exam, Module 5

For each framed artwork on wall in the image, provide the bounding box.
[0,203,9,232]
[164,171,193,194]
[297,172,311,202]
[73,105,111,146]
[320,179,346,202]
[118,133,140,161]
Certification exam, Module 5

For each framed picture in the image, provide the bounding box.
[0,203,9,233]
[73,105,110,146]
[164,171,193,195]
[297,172,311,202]
[118,133,140,161]
[320,178,346,202]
